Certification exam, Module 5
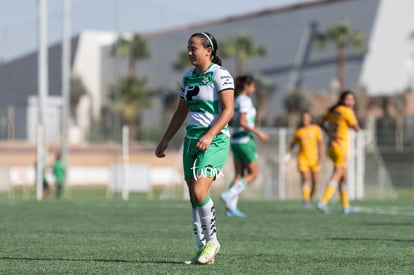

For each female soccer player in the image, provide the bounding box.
[220,75,269,217]
[52,152,65,199]
[285,110,325,208]
[316,90,359,214]
[155,32,234,264]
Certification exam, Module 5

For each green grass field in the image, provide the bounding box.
[1,189,413,274]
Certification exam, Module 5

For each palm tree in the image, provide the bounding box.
[389,93,406,152]
[70,75,88,122]
[108,75,152,141]
[173,50,192,72]
[110,32,152,141]
[111,33,151,76]
[253,75,277,126]
[220,33,266,75]
[313,21,366,91]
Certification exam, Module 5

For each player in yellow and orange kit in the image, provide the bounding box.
[316,90,359,214]
[286,110,325,208]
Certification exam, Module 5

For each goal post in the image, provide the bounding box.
[107,125,151,200]
[0,165,13,199]
[121,125,129,201]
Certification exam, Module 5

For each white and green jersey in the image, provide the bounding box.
[231,94,256,144]
[180,63,234,138]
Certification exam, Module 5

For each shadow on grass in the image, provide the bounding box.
[0,256,182,265]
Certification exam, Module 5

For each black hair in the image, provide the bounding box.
[190,32,222,66]
[328,90,355,113]
[297,110,312,128]
[235,75,255,97]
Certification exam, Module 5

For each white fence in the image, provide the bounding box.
[5,165,181,189]
[0,128,396,201]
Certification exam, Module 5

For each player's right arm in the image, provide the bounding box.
[155,98,188,158]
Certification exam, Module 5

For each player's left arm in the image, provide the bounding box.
[238,113,270,142]
[347,109,360,132]
[196,89,234,150]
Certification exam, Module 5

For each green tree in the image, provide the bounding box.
[172,50,192,72]
[108,76,152,141]
[111,33,151,76]
[313,21,366,92]
[253,75,277,126]
[70,75,88,122]
[110,33,153,141]
[220,33,266,75]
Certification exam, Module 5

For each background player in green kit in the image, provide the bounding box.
[220,75,269,217]
[52,152,65,199]
[155,32,234,265]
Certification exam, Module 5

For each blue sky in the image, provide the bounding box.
[0,0,314,62]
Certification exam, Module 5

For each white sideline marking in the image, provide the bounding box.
[353,206,414,216]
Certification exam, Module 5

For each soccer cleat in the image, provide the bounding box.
[184,250,202,265]
[304,201,312,208]
[342,207,355,215]
[220,192,232,209]
[197,242,220,264]
[225,209,233,216]
[184,250,215,265]
[226,208,246,217]
[316,201,329,214]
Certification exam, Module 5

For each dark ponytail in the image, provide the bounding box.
[328,90,354,113]
[235,75,255,97]
[191,32,222,66]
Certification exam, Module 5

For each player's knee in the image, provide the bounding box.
[251,170,259,180]
[192,184,208,203]
[193,192,207,203]
[247,162,259,176]
[246,170,259,182]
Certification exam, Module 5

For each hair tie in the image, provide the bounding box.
[201,32,214,52]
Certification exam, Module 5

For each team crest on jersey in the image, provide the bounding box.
[202,76,210,84]
[184,71,214,87]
